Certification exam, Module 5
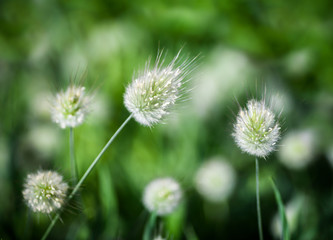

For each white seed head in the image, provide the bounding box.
[195,157,236,202]
[143,177,182,216]
[25,124,61,158]
[192,48,253,118]
[278,130,317,170]
[51,85,91,129]
[23,170,68,214]
[233,99,280,158]
[124,52,191,126]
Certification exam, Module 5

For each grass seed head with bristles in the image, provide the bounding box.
[124,50,194,127]
[233,99,280,158]
[51,85,91,129]
[23,170,69,214]
[143,177,182,216]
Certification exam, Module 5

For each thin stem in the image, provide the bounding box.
[256,157,264,240]
[143,212,157,240]
[69,127,78,183]
[41,114,133,240]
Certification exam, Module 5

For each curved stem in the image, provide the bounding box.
[256,157,264,240]
[69,127,78,183]
[41,114,133,240]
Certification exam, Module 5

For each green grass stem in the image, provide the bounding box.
[41,114,132,240]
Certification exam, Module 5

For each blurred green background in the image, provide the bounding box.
[1,0,333,239]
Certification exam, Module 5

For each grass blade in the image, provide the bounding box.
[143,212,157,240]
[270,178,289,240]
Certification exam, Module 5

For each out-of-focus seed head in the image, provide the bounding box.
[143,177,182,216]
[278,129,317,170]
[51,85,91,128]
[233,99,280,158]
[23,171,68,214]
[195,157,236,202]
[124,51,193,126]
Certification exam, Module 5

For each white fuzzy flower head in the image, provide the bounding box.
[195,157,236,202]
[23,171,69,214]
[51,85,91,128]
[124,51,192,126]
[143,177,182,216]
[278,130,317,170]
[233,99,280,158]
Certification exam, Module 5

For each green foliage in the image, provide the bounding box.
[0,0,333,239]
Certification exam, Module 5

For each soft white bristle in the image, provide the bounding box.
[143,177,182,216]
[51,85,91,129]
[124,51,193,126]
[233,99,280,158]
[23,170,68,214]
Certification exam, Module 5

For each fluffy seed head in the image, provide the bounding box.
[233,99,280,157]
[143,177,182,216]
[195,157,236,202]
[278,130,317,170]
[23,170,68,214]
[51,85,91,128]
[124,51,192,126]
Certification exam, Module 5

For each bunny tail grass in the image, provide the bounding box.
[41,114,132,240]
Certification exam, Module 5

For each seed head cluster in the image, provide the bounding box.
[23,171,69,214]
[124,52,191,126]
[143,177,182,216]
[51,85,91,129]
[233,99,280,158]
